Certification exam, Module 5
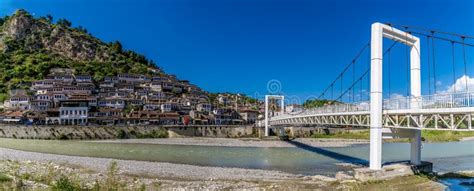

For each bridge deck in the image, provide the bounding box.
[270,92,474,131]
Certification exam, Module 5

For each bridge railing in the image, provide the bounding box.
[270,92,474,120]
[271,101,371,120]
[421,92,474,109]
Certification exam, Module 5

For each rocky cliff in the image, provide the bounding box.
[0,9,112,61]
[0,9,162,93]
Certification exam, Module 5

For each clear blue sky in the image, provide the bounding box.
[1,0,473,102]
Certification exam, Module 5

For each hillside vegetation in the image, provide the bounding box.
[303,99,338,108]
[0,9,159,95]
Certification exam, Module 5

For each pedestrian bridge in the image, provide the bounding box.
[270,92,474,131]
[264,22,474,170]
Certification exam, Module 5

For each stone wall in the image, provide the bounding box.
[0,125,365,140]
[0,125,264,140]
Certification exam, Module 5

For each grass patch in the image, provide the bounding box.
[344,174,439,191]
[312,130,370,140]
[0,173,12,182]
[52,175,81,191]
[312,129,474,142]
[421,130,474,142]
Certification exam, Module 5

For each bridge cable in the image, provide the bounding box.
[359,73,363,102]
[340,75,343,101]
[352,60,356,102]
[335,70,369,101]
[386,23,474,40]
[406,30,474,47]
[462,37,469,92]
[331,84,334,100]
[317,43,370,100]
[427,35,431,95]
[367,43,371,101]
[335,41,398,102]
[431,31,438,93]
[405,28,410,96]
[388,46,392,97]
[451,41,457,93]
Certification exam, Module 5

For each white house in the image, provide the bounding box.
[59,100,88,125]
[4,95,30,111]
[196,103,212,113]
[161,103,172,112]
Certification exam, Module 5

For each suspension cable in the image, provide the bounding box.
[317,43,370,99]
[462,37,469,92]
[407,31,474,47]
[427,35,431,95]
[389,46,392,97]
[367,43,371,101]
[386,23,474,40]
[336,41,398,102]
[331,84,334,99]
[359,73,363,102]
[451,41,457,93]
[340,75,343,101]
[335,70,369,101]
[405,28,410,96]
[432,32,438,93]
[352,60,355,102]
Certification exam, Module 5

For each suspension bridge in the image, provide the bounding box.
[264,23,474,170]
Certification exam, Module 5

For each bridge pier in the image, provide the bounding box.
[410,129,422,165]
[369,128,383,170]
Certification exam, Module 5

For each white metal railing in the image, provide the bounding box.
[421,92,474,109]
[271,92,474,121]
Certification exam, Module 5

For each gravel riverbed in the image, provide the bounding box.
[0,147,337,190]
[0,137,452,190]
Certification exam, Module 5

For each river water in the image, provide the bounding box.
[147,140,474,176]
[0,139,473,189]
[0,139,472,175]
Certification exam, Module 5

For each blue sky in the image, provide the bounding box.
[1,0,473,102]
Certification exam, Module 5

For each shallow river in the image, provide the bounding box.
[0,139,472,176]
[0,139,473,190]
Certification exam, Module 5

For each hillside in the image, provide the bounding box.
[0,9,160,94]
[302,99,338,109]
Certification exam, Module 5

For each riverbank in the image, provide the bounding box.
[90,137,369,148]
[0,147,448,190]
[313,129,474,142]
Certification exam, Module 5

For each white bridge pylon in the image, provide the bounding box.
[264,23,427,171]
[264,95,284,137]
[370,22,421,170]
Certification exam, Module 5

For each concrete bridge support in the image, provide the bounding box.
[370,22,421,170]
[265,95,285,137]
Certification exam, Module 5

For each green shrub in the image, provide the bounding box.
[117,129,128,139]
[0,173,12,182]
[57,134,69,140]
[52,176,81,191]
[105,161,123,190]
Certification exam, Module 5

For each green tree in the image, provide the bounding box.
[303,99,338,109]
[46,14,53,22]
[57,18,71,27]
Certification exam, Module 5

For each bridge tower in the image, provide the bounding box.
[370,23,421,170]
[264,95,285,136]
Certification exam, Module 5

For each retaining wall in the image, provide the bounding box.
[0,125,263,139]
